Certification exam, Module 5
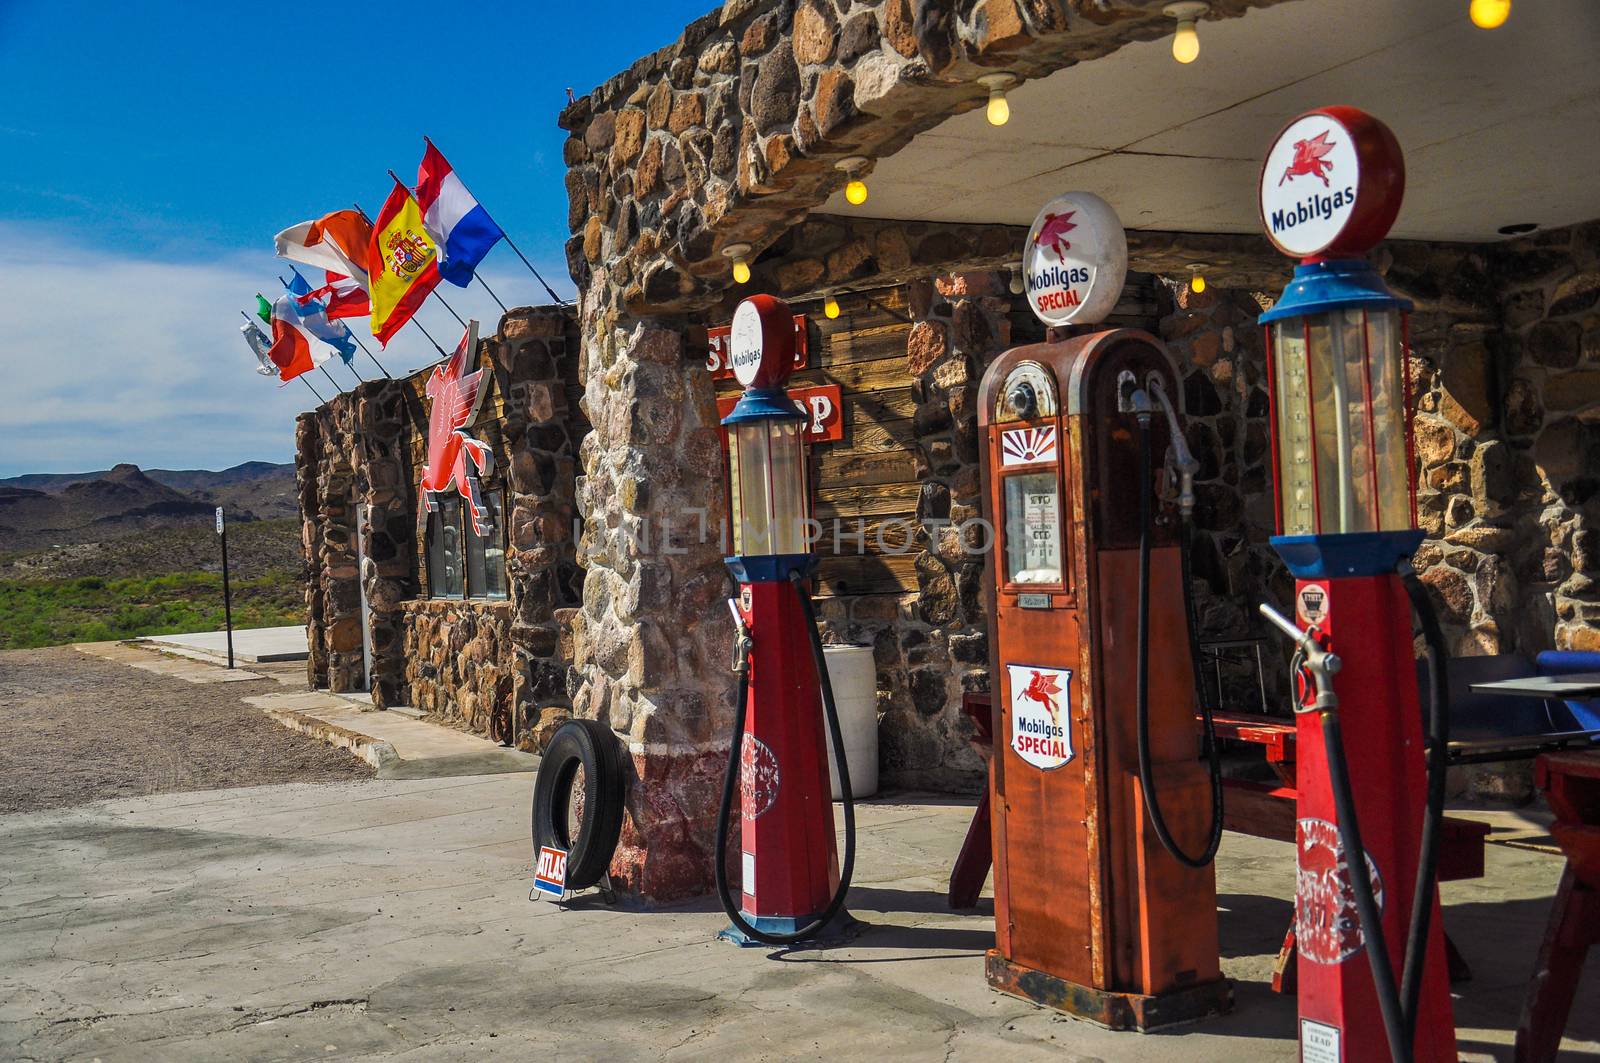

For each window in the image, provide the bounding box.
[427,496,465,598]
[466,490,508,600]
[427,489,508,600]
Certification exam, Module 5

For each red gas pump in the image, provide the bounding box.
[713,294,856,947]
[979,192,1230,1030]
[1255,107,1456,1062]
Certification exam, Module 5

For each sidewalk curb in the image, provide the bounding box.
[262,708,401,774]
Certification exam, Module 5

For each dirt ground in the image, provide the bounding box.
[0,646,371,814]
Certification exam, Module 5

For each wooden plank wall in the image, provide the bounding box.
[710,277,1160,603]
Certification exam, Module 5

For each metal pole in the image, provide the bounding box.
[476,272,509,314]
[301,377,326,403]
[500,232,568,306]
[218,509,235,669]
[319,365,343,392]
[347,330,392,379]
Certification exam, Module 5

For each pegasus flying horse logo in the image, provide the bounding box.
[1020,668,1064,727]
[1033,211,1077,261]
[419,321,495,535]
[1279,130,1337,187]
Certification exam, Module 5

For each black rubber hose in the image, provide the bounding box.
[1134,417,1224,869]
[712,575,857,947]
[1321,704,1413,1063]
[1399,566,1450,1051]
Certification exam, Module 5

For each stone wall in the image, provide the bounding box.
[1402,224,1600,665]
[399,308,587,748]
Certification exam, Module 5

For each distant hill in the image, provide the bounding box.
[0,461,298,553]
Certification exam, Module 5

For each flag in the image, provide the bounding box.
[275,210,372,292]
[284,269,358,363]
[298,269,369,320]
[368,178,442,347]
[415,138,504,288]
[268,293,329,382]
[256,294,273,326]
[240,322,277,375]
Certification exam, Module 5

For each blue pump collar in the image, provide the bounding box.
[1259,258,1413,325]
[722,387,807,426]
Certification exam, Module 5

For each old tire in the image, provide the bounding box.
[532,719,625,889]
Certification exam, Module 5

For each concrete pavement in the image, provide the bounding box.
[2,776,1595,1062]
[143,626,309,664]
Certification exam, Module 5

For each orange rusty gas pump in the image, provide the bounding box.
[978,192,1229,1030]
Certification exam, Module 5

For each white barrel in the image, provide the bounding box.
[822,645,878,800]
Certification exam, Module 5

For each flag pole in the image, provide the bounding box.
[422,136,567,306]
[345,330,392,379]
[476,272,509,314]
[319,365,344,392]
[375,178,468,330]
[302,377,326,403]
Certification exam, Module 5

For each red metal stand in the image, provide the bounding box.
[1292,574,1457,1062]
[1514,751,1600,1062]
[727,580,839,937]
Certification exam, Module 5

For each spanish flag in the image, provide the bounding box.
[368,178,442,346]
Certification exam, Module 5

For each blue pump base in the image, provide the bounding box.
[718,910,861,949]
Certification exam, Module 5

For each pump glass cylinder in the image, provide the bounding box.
[1269,304,1413,535]
[729,419,810,556]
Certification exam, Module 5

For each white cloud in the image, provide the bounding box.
[0,223,573,478]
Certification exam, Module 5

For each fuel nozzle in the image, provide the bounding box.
[1147,377,1198,521]
[1258,602,1342,714]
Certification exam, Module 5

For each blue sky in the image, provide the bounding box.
[0,0,714,477]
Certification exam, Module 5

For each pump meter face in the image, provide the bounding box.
[1004,474,1062,585]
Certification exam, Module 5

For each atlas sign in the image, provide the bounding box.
[1022,191,1127,327]
[1259,107,1405,260]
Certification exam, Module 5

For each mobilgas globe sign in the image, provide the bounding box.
[1258,106,1406,260]
[1022,191,1127,327]
[1259,114,1360,258]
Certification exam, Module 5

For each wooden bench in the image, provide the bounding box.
[1208,710,1488,991]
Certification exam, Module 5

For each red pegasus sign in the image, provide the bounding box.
[419,320,495,535]
[1033,210,1077,261]
[1021,668,1063,725]
[1279,130,1336,187]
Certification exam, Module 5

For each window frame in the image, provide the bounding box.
[425,487,509,601]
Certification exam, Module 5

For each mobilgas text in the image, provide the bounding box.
[1268,185,1356,236]
[1029,263,1092,311]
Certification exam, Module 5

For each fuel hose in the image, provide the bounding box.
[1290,566,1450,1063]
[713,572,857,946]
[1134,416,1225,869]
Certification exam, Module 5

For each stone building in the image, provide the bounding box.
[299,0,1600,903]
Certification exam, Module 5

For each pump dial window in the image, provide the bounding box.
[995,362,1058,424]
[1003,472,1063,586]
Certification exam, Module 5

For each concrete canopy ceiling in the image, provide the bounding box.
[822,0,1600,243]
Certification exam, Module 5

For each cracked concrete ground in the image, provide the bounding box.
[1,775,1596,1062]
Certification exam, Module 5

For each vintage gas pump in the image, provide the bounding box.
[979,192,1230,1030]
[1255,107,1456,1063]
[713,294,857,947]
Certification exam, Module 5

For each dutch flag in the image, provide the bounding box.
[415,138,505,288]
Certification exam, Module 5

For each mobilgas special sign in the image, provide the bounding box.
[1021,191,1127,328]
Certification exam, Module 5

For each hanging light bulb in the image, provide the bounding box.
[1163,2,1208,64]
[724,243,753,285]
[1469,0,1510,28]
[1007,263,1025,295]
[823,293,841,320]
[1187,262,1211,295]
[838,156,869,206]
[977,74,1017,128]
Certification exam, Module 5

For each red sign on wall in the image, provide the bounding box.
[707,315,809,379]
[717,384,844,443]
